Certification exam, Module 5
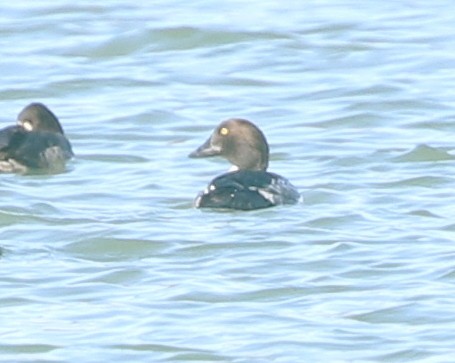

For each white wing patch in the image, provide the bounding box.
[256,188,276,204]
[252,177,300,205]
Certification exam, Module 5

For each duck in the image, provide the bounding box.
[189,118,300,210]
[0,102,74,173]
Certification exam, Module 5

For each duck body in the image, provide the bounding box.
[189,118,300,211]
[195,169,300,210]
[0,103,73,173]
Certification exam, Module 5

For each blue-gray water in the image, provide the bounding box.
[1,1,455,362]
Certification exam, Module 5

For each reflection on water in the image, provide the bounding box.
[1,1,455,362]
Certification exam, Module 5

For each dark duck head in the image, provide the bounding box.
[17,102,65,134]
[189,118,269,171]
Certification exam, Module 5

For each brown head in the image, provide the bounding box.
[189,118,269,171]
[17,103,65,134]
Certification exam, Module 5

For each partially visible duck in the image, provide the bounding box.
[0,103,73,173]
[189,118,300,210]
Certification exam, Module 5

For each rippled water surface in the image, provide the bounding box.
[1,1,455,362]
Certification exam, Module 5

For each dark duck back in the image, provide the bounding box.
[189,118,300,210]
[0,103,73,173]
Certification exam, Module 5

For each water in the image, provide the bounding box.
[1,1,455,362]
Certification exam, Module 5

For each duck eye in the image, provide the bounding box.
[219,127,229,136]
[21,120,34,131]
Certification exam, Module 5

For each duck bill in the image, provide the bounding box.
[189,137,221,158]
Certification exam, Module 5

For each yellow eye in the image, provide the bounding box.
[220,127,229,136]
